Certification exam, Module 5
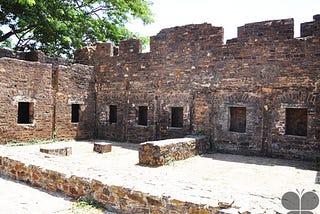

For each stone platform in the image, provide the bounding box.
[139,136,209,166]
[0,140,319,214]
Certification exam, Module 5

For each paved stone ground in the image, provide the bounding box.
[0,140,319,213]
[0,176,110,213]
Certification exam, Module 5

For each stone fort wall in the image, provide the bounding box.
[0,15,319,160]
[0,51,96,141]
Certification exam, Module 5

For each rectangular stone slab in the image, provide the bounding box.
[139,135,208,166]
[93,142,112,153]
[40,147,72,156]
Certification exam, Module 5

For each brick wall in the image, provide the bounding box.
[95,15,320,160]
[0,58,53,142]
[0,52,96,143]
[0,15,319,161]
[55,63,96,140]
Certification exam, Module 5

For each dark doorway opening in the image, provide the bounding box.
[71,104,80,123]
[285,108,307,136]
[138,106,148,126]
[109,105,117,124]
[18,102,33,124]
[229,107,246,133]
[171,107,183,127]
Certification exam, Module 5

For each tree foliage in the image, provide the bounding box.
[16,0,36,6]
[0,0,153,57]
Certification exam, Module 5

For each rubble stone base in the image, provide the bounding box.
[0,156,224,214]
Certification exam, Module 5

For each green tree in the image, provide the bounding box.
[0,0,153,57]
[16,0,36,5]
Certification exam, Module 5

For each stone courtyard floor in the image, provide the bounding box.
[0,140,319,214]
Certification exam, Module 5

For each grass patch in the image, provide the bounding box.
[75,196,101,210]
[164,156,176,165]
[5,139,53,147]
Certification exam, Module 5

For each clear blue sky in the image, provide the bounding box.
[127,0,320,41]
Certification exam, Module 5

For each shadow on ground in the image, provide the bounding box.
[85,139,140,151]
[201,152,317,170]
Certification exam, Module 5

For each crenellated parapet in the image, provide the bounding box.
[150,23,223,54]
[300,14,320,37]
[74,15,320,63]
[228,18,294,44]
[74,39,142,64]
[0,48,74,66]
[119,38,142,56]
[74,42,115,65]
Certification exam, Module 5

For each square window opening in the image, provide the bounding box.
[229,107,246,133]
[285,108,307,136]
[171,107,183,128]
[18,102,34,124]
[109,105,117,124]
[138,106,148,126]
[71,104,80,123]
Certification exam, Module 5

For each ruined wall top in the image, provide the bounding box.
[85,15,320,62]
[150,23,223,53]
[300,14,320,37]
[2,15,319,65]
[236,18,294,42]
[119,38,142,56]
[0,48,74,66]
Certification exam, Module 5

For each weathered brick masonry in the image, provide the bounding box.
[0,57,53,142]
[0,51,95,141]
[93,15,320,160]
[0,15,319,160]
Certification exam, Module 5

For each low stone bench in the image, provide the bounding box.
[40,147,72,156]
[93,142,112,153]
[139,135,209,166]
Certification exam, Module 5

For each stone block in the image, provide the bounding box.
[74,45,96,65]
[40,147,72,156]
[139,136,209,166]
[93,142,112,153]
